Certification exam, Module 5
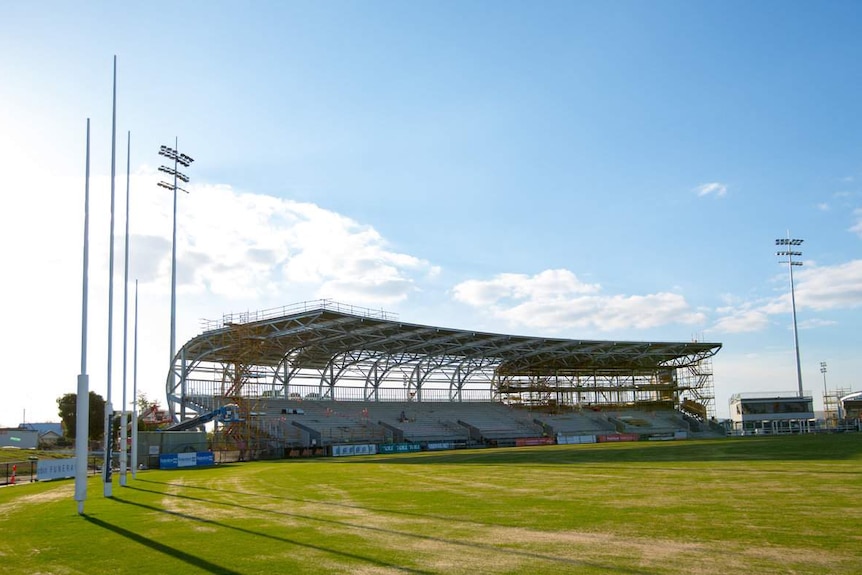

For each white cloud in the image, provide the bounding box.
[453,269,600,307]
[796,318,838,329]
[0,166,440,425]
[117,176,437,306]
[793,260,862,311]
[712,260,862,333]
[850,208,862,238]
[452,269,705,332]
[694,182,727,198]
[711,308,770,333]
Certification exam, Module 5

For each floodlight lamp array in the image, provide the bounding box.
[776,236,804,266]
[159,145,195,167]
[158,165,190,183]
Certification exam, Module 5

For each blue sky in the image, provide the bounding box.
[2,1,861,426]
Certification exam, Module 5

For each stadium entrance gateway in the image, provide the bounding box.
[163,300,722,455]
[729,393,815,435]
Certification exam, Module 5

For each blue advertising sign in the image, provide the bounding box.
[159,452,215,469]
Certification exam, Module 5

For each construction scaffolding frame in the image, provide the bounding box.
[823,387,851,427]
[166,300,722,433]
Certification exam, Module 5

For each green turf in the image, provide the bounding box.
[1,435,860,574]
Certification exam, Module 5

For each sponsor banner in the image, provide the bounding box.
[597,433,639,443]
[556,434,597,445]
[515,437,555,447]
[197,452,215,466]
[648,434,675,441]
[426,442,453,451]
[37,459,76,481]
[159,452,215,469]
[159,454,179,469]
[332,444,378,457]
[648,431,686,441]
[177,452,197,467]
[379,443,421,454]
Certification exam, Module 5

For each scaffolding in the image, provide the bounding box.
[493,370,680,411]
[677,356,716,420]
[211,321,268,457]
[492,361,715,417]
[823,387,851,427]
[167,300,722,432]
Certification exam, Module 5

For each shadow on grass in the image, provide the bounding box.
[112,495,436,574]
[126,483,651,574]
[343,435,862,467]
[83,514,243,575]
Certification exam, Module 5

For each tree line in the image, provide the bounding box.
[55,392,163,440]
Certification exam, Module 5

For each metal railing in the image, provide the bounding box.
[0,457,102,486]
[200,299,398,332]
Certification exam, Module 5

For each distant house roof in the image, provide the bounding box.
[20,422,63,437]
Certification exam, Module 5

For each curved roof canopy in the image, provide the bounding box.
[178,301,721,376]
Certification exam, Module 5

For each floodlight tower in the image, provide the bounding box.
[820,361,827,396]
[158,141,193,410]
[820,361,828,417]
[775,236,804,398]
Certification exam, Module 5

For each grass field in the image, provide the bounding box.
[1,434,860,574]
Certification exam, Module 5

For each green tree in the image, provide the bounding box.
[56,391,106,440]
[136,392,167,431]
[136,392,155,414]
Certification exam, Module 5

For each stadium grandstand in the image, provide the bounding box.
[165,300,722,457]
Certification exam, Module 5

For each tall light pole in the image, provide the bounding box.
[775,235,804,398]
[820,361,827,392]
[820,361,828,416]
[158,142,193,418]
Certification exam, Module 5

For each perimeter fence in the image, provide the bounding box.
[0,457,103,486]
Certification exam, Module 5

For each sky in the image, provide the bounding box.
[1,1,861,427]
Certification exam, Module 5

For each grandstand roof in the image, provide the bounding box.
[181,300,721,374]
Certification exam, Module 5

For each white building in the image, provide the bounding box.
[729,392,815,435]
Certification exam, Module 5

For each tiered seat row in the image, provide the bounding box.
[200,398,693,447]
[603,410,689,434]
[533,411,617,435]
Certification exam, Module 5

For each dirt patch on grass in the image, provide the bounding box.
[471,525,858,574]
[0,484,73,519]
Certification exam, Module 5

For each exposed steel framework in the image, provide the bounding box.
[166,300,722,427]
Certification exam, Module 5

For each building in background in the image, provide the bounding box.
[0,428,39,449]
[729,392,815,435]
